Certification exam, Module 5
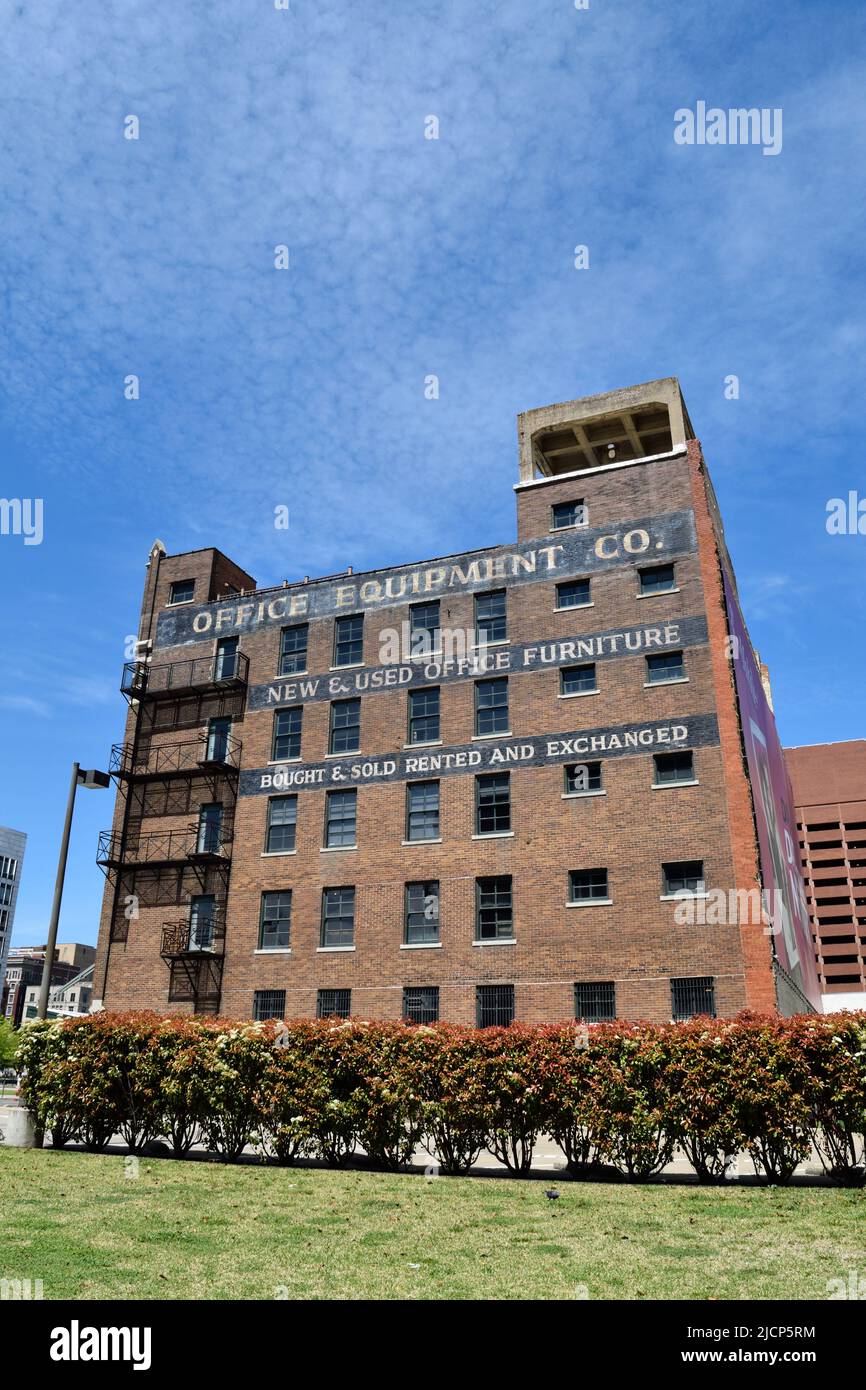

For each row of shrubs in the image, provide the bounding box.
[14,1010,866,1184]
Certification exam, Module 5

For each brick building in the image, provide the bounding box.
[93,379,821,1025]
[784,740,866,1010]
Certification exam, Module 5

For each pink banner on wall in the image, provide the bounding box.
[722,570,822,1011]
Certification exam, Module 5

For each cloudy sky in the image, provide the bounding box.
[1,0,864,947]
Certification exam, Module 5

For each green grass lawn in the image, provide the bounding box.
[1,1148,864,1300]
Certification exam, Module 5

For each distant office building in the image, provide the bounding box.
[785,741,866,1011]
[0,827,26,1003]
[21,962,94,1021]
[2,943,95,1027]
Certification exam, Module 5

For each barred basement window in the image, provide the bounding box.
[405,881,440,944]
[272,707,302,760]
[663,860,705,896]
[551,499,587,530]
[410,601,440,651]
[639,563,676,595]
[569,868,610,902]
[403,986,439,1024]
[475,772,511,834]
[279,623,309,675]
[575,981,616,1023]
[317,988,351,1019]
[556,578,591,608]
[329,698,360,754]
[259,891,292,950]
[408,687,440,743]
[477,984,514,1028]
[653,751,695,785]
[168,578,195,605]
[476,875,513,940]
[475,677,509,735]
[325,789,357,848]
[565,761,602,794]
[333,614,364,667]
[561,663,597,695]
[266,795,297,853]
[321,886,355,947]
[671,976,716,1021]
[646,651,685,684]
[253,989,286,1021]
[406,780,440,840]
[475,589,507,644]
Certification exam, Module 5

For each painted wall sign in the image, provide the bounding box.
[155,509,698,650]
[238,714,720,797]
[246,616,709,710]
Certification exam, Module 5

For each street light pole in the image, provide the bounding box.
[36,762,110,1021]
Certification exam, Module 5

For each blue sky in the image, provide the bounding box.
[1,0,864,949]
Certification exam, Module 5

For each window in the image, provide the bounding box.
[0,858,16,881]
[253,989,286,1021]
[317,988,351,1019]
[653,751,695,785]
[196,803,223,855]
[334,614,363,667]
[475,677,509,735]
[475,875,513,940]
[410,601,440,653]
[475,590,507,644]
[189,895,217,950]
[575,981,616,1023]
[556,578,591,609]
[325,789,357,847]
[569,868,610,903]
[266,796,297,853]
[205,716,232,764]
[403,986,439,1024]
[406,780,440,840]
[671,977,716,1021]
[321,886,355,947]
[551,500,587,530]
[0,884,11,905]
[475,773,511,835]
[564,761,602,794]
[259,892,292,950]
[639,563,676,595]
[646,651,685,684]
[662,860,706,896]
[561,663,597,695]
[279,623,309,675]
[168,578,195,605]
[408,687,440,744]
[477,984,514,1028]
[405,881,440,944]
[329,698,360,755]
[272,707,302,761]
[215,636,238,681]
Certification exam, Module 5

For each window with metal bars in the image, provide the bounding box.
[639,563,676,595]
[475,677,509,735]
[475,875,513,940]
[403,985,439,1024]
[561,663,597,695]
[408,687,440,743]
[253,989,286,1021]
[646,651,685,683]
[329,698,360,754]
[405,880,440,944]
[406,780,440,840]
[321,886,355,947]
[475,772,511,834]
[317,988,351,1019]
[569,868,610,902]
[325,789,357,847]
[653,751,695,785]
[272,707,302,760]
[556,578,591,609]
[334,614,363,667]
[671,976,716,1021]
[266,796,297,853]
[475,590,507,644]
[476,984,514,1028]
[662,860,705,896]
[551,499,587,530]
[279,623,309,675]
[564,762,602,794]
[259,892,291,950]
[574,981,616,1023]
